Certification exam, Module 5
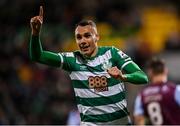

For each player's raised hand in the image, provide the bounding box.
[107,66,127,81]
[30,6,44,35]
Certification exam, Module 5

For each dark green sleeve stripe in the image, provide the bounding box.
[80,108,129,122]
[122,61,148,84]
[29,35,62,67]
[122,61,141,73]
[125,70,148,84]
[76,91,125,106]
[29,35,42,60]
[40,51,62,67]
[72,78,121,89]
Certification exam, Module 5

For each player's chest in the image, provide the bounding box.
[71,60,114,91]
[73,58,114,72]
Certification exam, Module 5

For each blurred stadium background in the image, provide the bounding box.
[0,0,180,124]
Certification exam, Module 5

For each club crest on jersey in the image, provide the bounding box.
[101,60,112,70]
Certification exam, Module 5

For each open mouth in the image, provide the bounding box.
[80,45,90,51]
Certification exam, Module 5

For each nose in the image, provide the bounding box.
[79,36,86,43]
[78,37,87,45]
[79,41,87,48]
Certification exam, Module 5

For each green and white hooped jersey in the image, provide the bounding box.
[58,46,133,124]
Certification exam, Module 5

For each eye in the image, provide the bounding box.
[84,33,91,38]
[76,35,82,40]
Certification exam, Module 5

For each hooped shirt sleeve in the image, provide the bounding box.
[58,52,76,71]
[111,47,132,70]
[111,47,142,72]
[134,94,144,116]
[110,47,148,84]
[175,85,180,106]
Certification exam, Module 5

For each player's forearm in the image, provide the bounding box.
[124,70,148,84]
[121,62,148,84]
[29,35,42,61]
[29,35,61,67]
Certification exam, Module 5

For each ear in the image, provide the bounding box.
[96,34,100,42]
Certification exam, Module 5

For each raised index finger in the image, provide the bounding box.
[39,6,43,18]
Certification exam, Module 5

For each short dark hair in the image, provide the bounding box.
[76,20,97,29]
[146,57,166,74]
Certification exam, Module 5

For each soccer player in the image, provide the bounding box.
[134,58,180,125]
[29,6,148,125]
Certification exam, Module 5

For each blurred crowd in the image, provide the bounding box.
[0,0,180,125]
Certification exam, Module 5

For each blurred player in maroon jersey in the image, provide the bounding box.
[134,58,180,125]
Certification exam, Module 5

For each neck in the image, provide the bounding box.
[91,46,98,57]
[151,75,167,84]
[84,46,98,58]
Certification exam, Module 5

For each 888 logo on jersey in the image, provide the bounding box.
[88,76,108,92]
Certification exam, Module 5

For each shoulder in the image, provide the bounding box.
[107,46,122,52]
[98,46,115,56]
[174,84,180,106]
[175,84,180,92]
[73,50,81,56]
[99,46,122,51]
[99,46,113,51]
[62,51,84,57]
[176,84,180,88]
[164,81,177,90]
[100,46,124,56]
[61,52,74,57]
